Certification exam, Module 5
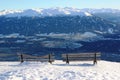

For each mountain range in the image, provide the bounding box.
[0,7,92,17]
[0,8,120,61]
[0,8,120,17]
[0,8,120,35]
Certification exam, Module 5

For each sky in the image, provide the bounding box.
[0,0,120,10]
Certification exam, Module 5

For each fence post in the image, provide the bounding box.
[20,54,24,63]
[66,54,69,64]
[94,53,97,65]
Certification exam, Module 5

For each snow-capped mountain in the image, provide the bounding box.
[0,7,92,17]
[81,8,120,14]
[81,8,120,24]
[0,7,120,36]
[1,8,120,17]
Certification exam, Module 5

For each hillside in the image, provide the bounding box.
[0,8,120,35]
[0,16,119,35]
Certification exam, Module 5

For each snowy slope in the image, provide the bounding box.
[81,8,120,14]
[0,8,92,17]
[1,8,120,17]
[0,60,120,80]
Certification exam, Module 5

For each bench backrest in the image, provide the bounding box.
[62,52,101,61]
[18,53,55,63]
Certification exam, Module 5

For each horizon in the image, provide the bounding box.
[0,7,120,11]
[0,0,120,11]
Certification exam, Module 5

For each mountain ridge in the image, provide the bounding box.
[0,7,92,17]
[1,7,120,17]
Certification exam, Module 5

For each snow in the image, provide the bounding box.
[80,32,97,38]
[41,41,82,48]
[0,60,120,80]
[0,8,92,17]
[1,8,120,17]
[4,33,20,38]
[15,40,26,43]
[36,32,98,41]
[81,8,120,14]
[85,12,92,16]
[108,28,114,34]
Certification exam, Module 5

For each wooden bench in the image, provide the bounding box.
[18,53,55,64]
[62,52,101,64]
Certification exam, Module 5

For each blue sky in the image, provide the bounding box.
[0,0,120,10]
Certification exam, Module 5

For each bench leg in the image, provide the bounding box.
[48,54,52,64]
[94,53,97,65]
[66,54,69,64]
[49,61,52,64]
[20,54,24,63]
[66,60,69,64]
[93,60,97,65]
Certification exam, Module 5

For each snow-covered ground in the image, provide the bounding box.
[0,60,120,80]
